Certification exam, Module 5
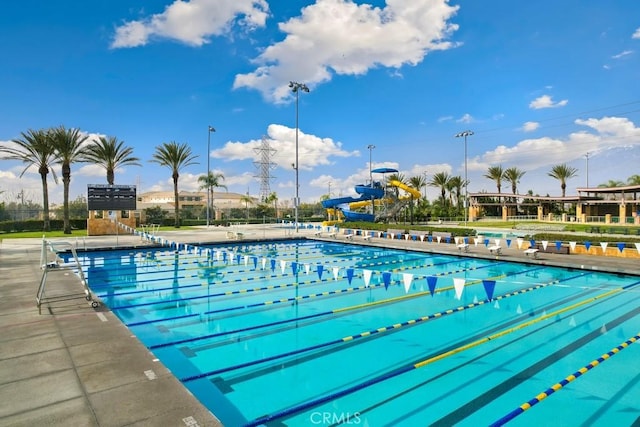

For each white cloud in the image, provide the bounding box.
[529,94,568,109]
[456,113,473,123]
[612,50,633,59]
[633,28,640,39]
[437,115,453,123]
[471,116,640,173]
[212,123,358,171]
[522,121,540,132]
[233,0,460,103]
[111,0,269,48]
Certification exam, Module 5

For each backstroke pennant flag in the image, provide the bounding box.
[516,238,524,249]
[541,240,549,250]
[555,241,562,251]
[261,257,267,270]
[317,264,324,280]
[332,266,340,280]
[402,273,414,293]
[635,243,640,254]
[382,272,392,290]
[270,258,276,272]
[453,278,465,300]
[363,269,373,287]
[585,241,592,251]
[291,261,298,275]
[427,276,438,296]
[280,260,287,274]
[482,279,496,301]
[346,268,355,284]
[305,263,311,275]
[569,242,577,252]
[600,242,608,254]
[617,243,626,253]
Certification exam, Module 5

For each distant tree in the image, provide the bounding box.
[55,195,88,219]
[240,193,254,219]
[598,179,625,188]
[265,192,278,218]
[144,206,166,224]
[627,175,640,186]
[409,175,427,198]
[484,165,504,193]
[429,172,451,208]
[83,136,141,185]
[0,128,57,231]
[198,171,227,221]
[548,163,578,197]
[504,167,526,195]
[51,126,90,234]
[150,141,198,228]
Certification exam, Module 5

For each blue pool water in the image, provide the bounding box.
[69,240,640,426]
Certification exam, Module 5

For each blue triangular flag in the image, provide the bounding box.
[585,241,591,250]
[346,268,354,284]
[252,256,258,269]
[555,241,562,251]
[382,272,392,290]
[617,242,625,252]
[317,264,324,280]
[427,276,438,296]
[270,258,276,271]
[291,262,298,275]
[506,239,511,248]
[482,280,496,301]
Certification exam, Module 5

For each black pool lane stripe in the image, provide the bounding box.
[429,303,640,426]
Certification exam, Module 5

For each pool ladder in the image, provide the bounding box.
[36,239,98,314]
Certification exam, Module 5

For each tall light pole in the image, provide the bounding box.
[585,152,591,188]
[455,130,474,227]
[289,81,309,232]
[367,144,376,185]
[367,144,376,216]
[206,125,215,227]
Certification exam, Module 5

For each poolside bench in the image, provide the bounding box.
[226,231,244,240]
[524,248,539,259]
[488,245,502,255]
[535,244,570,254]
[457,243,470,253]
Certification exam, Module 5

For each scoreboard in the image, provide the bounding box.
[87,184,137,210]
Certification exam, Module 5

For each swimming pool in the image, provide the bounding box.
[69,239,640,426]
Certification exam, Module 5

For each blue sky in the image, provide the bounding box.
[1,0,639,207]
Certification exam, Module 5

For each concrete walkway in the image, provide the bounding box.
[1,224,638,426]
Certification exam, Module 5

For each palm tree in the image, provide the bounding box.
[598,179,624,188]
[51,126,90,234]
[627,175,640,186]
[0,129,58,231]
[428,172,451,207]
[548,163,578,197]
[83,136,141,185]
[265,192,278,218]
[504,167,526,195]
[240,193,254,219]
[150,141,198,228]
[409,175,426,199]
[484,165,504,193]
[198,171,227,222]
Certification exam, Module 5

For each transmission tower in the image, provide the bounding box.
[253,135,277,201]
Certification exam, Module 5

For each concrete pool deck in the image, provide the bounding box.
[1,224,639,426]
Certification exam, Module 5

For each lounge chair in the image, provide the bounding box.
[457,243,470,253]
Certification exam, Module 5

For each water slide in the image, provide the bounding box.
[388,179,421,199]
[322,167,421,222]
